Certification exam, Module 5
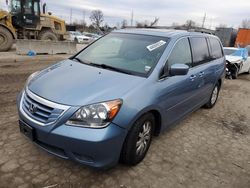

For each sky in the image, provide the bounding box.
[1,0,250,29]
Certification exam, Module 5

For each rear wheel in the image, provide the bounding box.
[0,26,14,52]
[38,30,58,41]
[204,83,220,109]
[120,113,155,165]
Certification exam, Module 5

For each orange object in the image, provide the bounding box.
[106,100,122,119]
[235,28,250,47]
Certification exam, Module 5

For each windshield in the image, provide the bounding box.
[11,0,21,13]
[224,48,242,56]
[75,33,169,76]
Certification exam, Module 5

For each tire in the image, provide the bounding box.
[120,113,155,165]
[74,37,79,43]
[0,26,14,52]
[232,66,239,79]
[38,30,58,41]
[204,82,220,109]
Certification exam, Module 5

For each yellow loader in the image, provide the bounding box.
[0,0,68,52]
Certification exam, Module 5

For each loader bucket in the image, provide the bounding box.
[16,40,77,55]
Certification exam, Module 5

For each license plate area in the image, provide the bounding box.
[19,120,35,141]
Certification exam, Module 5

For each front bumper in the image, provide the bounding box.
[17,92,127,169]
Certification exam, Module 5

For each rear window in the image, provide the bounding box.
[190,37,210,66]
[209,38,223,59]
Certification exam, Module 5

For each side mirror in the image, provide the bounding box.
[169,64,189,76]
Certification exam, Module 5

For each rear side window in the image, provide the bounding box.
[167,38,192,67]
[190,37,210,66]
[209,38,223,59]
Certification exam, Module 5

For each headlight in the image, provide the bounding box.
[26,71,40,86]
[66,99,122,128]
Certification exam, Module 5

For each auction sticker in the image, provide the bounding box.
[147,40,166,51]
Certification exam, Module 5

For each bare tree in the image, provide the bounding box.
[136,18,159,28]
[89,10,104,28]
[184,20,196,30]
[241,19,250,29]
[121,19,127,29]
[150,17,159,27]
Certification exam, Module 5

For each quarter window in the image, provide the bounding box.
[209,38,223,59]
[190,37,210,66]
[167,38,192,67]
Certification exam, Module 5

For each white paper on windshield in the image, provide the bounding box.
[147,40,166,51]
[145,66,151,72]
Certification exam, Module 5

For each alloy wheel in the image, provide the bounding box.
[136,121,152,156]
[211,86,218,105]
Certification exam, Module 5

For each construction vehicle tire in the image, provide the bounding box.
[38,30,58,41]
[0,26,14,52]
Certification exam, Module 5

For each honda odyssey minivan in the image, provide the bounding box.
[17,29,225,169]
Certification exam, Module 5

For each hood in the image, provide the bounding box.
[225,55,242,64]
[28,60,145,106]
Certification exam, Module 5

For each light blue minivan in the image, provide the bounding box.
[17,29,225,169]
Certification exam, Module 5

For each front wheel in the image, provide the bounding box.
[120,113,155,165]
[0,26,14,52]
[204,83,220,109]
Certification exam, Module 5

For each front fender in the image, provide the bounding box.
[113,103,164,132]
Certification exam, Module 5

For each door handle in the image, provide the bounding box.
[190,75,197,81]
[199,72,205,77]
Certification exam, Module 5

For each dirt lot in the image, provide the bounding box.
[0,56,250,188]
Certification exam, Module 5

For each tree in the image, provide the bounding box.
[121,19,127,29]
[241,19,250,29]
[184,20,196,30]
[150,17,159,27]
[89,10,104,28]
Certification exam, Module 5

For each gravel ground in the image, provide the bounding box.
[0,57,250,188]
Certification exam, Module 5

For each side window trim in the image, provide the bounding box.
[188,37,194,67]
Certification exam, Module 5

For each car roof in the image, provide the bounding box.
[113,28,216,39]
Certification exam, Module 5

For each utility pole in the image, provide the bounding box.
[202,13,206,28]
[131,10,134,26]
[70,8,72,25]
[83,10,86,23]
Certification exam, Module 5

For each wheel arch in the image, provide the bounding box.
[126,106,163,136]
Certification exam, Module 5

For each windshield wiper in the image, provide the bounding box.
[89,63,133,75]
[72,58,133,75]
[72,57,86,64]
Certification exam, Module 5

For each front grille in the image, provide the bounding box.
[21,90,69,125]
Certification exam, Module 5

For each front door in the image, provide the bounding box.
[157,38,201,127]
